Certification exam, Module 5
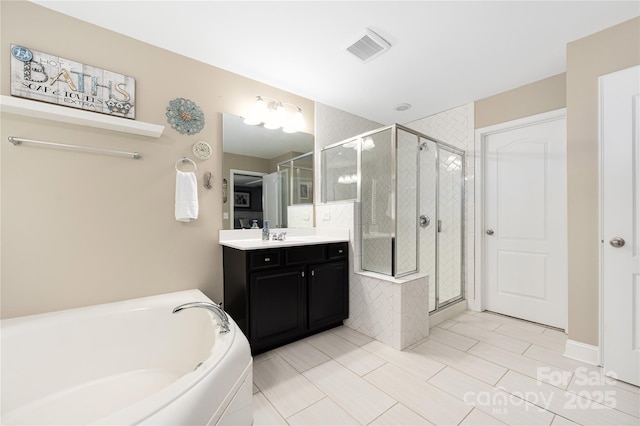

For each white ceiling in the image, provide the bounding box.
[31,1,639,124]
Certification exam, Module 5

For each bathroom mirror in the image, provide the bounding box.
[222,113,314,229]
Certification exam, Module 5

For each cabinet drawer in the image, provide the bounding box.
[285,244,326,265]
[328,243,348,260]
[249,250,281,270]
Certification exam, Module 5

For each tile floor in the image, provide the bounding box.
[251,310,640,425]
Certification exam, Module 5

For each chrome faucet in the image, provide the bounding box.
[172,301,231,334]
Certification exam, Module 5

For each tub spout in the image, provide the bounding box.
[172,302,231,334]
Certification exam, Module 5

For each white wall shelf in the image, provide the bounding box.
[0,95,164,138]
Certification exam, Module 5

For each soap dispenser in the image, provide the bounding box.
[262,220,270,240]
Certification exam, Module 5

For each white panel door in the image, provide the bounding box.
[483,115,567,329]
[601,65,640,386]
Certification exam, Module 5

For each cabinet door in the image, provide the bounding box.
[249,267,306,351]
[308,261,348,331]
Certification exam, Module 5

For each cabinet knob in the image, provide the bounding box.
[338,249,343,254]
[264,257,271,262]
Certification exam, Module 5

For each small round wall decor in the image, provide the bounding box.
[166,98,205,135]
[192,140,212,160]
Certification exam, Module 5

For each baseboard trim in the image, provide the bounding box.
[564,339,600,366]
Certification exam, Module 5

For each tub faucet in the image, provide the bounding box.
[172,302,231,334]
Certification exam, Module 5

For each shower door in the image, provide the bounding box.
[437,147,464,309]
[420,139,464,312]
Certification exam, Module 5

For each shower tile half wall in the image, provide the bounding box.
[317,202,430,350]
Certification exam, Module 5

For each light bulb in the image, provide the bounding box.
[283,108,304,134]
[362,137,375,151]
[263,102,282,129]
[243,96,268,125]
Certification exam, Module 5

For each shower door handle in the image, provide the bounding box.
[419,215,430,227]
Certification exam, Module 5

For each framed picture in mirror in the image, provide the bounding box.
[299,182,311,200]
[234,192,251,208]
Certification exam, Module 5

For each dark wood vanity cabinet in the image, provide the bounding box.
[223,242,348,354]
[249,267,306,351]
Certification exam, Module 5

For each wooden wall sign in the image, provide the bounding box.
[10,44,136,119]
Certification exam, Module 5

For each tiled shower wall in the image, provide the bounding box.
[316,201,430,350]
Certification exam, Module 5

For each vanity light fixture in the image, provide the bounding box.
[243,96,305,134]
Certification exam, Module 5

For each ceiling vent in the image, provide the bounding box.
[346,28,391,62]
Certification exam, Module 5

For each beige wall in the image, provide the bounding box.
[566,17,640,346]
[474,18,639,347]
[0,1,314,318]
[475,73,566,129]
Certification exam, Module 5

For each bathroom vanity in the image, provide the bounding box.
[220,230,349,354]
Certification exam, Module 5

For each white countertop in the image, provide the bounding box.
[219,227,349,251]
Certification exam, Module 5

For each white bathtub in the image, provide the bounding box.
[1,290,253,425]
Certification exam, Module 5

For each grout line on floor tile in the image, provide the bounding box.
[283,396,330,424]
[464,339,481,353]
[365,401,398,425]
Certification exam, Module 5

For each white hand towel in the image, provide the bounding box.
[175,170,198,222]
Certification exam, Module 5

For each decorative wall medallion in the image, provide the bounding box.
[166,98,204,135]
[192,140,212,160]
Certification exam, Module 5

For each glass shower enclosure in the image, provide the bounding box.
[322,124,464,313]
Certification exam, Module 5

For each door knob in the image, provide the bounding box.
[609,237,625,248]
[486,229,494,236]
[419,215,430,227]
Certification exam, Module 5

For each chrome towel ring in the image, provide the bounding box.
[175,156,197,171]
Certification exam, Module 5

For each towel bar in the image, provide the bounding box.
[8,136,142,159]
